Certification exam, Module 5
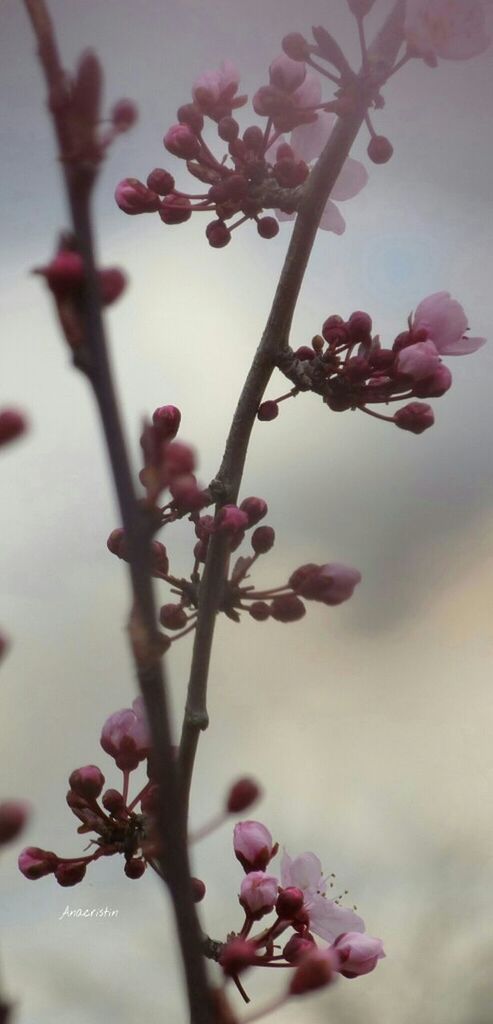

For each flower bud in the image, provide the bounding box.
[111,99,138,132]
[163,441,195,480]
[270,594,306,622]
[164,124,201,160]
[269,54,306,92]
[332,931,385,977]
[214,505,249,535]
[257,217,280,239]
[347,310,372,342]
[159,195,192,225]
[18,846,58,880]
[177,103,204,134]
[394,401,434,434]
[55,861,87,887]
[146,168,175,195]
[414,363,452,397]
[206,221,231,249]
[151,541,170,577]
[233,820,275,872]
[249,601,271,621]
[282,33,311,61]
[289,948,337,995]
[99,268,127,306]
[257,400,279,421]
[276,886,305,919]
[240,497,268,526]
[124,857,147,879]
[240,871,278,918]
[159,604,188,630]
[107,527,128,560]
[294,346,316,361]
[226,778,261,814]
[283,933,316,963]
[115,178,160,215]
[0,410,27,446]
[251,526,275,554]
[367,135,394,164]
[102,789,126,815]
[0,801,29,844]
[100,697,151,771]
[219,938,257,976]
[395,340,441,381]
[347,0,376,16]
[218,117,239,142]
[69,766,105,801]
[152,404,181,440]
[191,877,206,902]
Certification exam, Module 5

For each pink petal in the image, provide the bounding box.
[281,850,324,892]
[438,334,487,355]
[275,209,296,224]
[308,894,365,943]
[331,157,369,202]
[405,0,491,61]
[292,71,322,110]
[319,199,346,234]
[414,291,468,350]
[290,112,335,164]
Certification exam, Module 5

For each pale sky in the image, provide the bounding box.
[1,2,493,1023]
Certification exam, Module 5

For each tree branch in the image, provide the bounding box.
[23,3,213,1022]
[178,0,406,811]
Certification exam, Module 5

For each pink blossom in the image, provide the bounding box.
[289,563,362,605]
[234,820,276,872]
[100,697,151,771]
[277,112,368,234]
[412,292,486,355]
[114,178,161,215]
[163,124,201,160]
[332,931,385,977]
[240,871,279,917]
[395,339,441,380]
[404,0,491,62]
[269,54,306,92]
[192,60,243,118]
[281,851,365,942]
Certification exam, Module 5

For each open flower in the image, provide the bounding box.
[281,851,365,942]
[276,110,368,234]
[404,0,491,62]
[412,291,486,355]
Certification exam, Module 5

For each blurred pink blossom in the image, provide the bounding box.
[404,0,491,62]
[100,697,151,771]
[281,851,365,941]
[413,292,486,355]
[277,111,368,234]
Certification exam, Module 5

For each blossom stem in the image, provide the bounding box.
[127,780,153,813]
[122,770,130,806]
[306,56,342,85]
[178,1,407,820]
[23,3,213,1022]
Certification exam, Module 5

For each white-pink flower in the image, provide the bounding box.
[276,110,368,234]
[192,60,240,108]
[332,931,385,977]
[234,820,276,872]
[395,339,441,380]
[404,0,491,62]
[281,851,365,942]
[100,696,151,771]
[412,291,486,355]
[240,871,279,917]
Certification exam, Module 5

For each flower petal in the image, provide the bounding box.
[290,112,335,164]
[331,157,369,201]
[438,334,487,355]
[320,199,346,234]
[308,894,365,943]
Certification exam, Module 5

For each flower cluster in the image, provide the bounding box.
[261,292,486,433]
[107,405,362,648]
[114,39,375,246]
[18,698,261,888]
[218,818,384,1003]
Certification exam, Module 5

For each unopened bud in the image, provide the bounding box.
[367,135,393,164]
[226,778,261,814]
[69,766,105,801]
[55,861,87,887]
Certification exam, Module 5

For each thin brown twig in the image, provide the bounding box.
[23,2,213,1022]
[178,0,406,815]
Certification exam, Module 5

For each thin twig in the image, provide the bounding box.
[23,3,213,1022]
[178,0,406,816]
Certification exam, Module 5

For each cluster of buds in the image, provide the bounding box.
[114,27,382,248]
[18,698,260,888]
[107,409,362,649]
[217,818,384,1004]
[260,292,486,434]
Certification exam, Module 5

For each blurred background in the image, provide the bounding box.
[1,1,493,1021]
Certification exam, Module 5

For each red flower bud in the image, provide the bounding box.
[282,33,311,61]
[270,594,306,622]
[240,497,268,526]
[146,168,175,195]
[111,99,138,132]
[55,861,87,887]
[249,601,271,621]
[226,778,261,814]
[102,789,126,815]
[0,409,27,446]
[159,195,192,225]
[191,877,206,902]
[124,858,147,879]
[152,404,181,440]
[18,847,58,880]
[257,217,280,239]
[115,178,160,215]
[214,505,249,535]
[159,604,188,630]
[367,135,394,164]
[276,886,305,919]
[177,103,204,134]
[283,934,316,963]
[0,801,29,844]
[164,124,201,160]
[289,949,337,995]
[220,938,257,976]
[257,401,279,421]
[251,526,275,554]
[394,401,434,434]
[206,221,231,248]
[218,117,239,142]
[347,310,372,342]
[69,766,105,801]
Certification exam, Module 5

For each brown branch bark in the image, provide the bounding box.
[23,3,213,1022]
[178,0,406,812]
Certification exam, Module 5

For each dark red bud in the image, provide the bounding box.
[270,594,306,622]
[206,220,232,248]
[276,886,305,919]
[191,877,206,902]
[159,604,188,630]
[69,766,105,801]
[257,401,279,421]
[257,217,279,239]
[0,410,27,446]
[111,99,138,132]
[251,526,275,554]
[249,601,271,621]
[226,778,261,813]
[124,857,147,879]
[367,135,393,164]
[282,33,311,61]
[55,861,87,887]
[146,168,175,195]
[218,117,239,142]
[240,496,268,526]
